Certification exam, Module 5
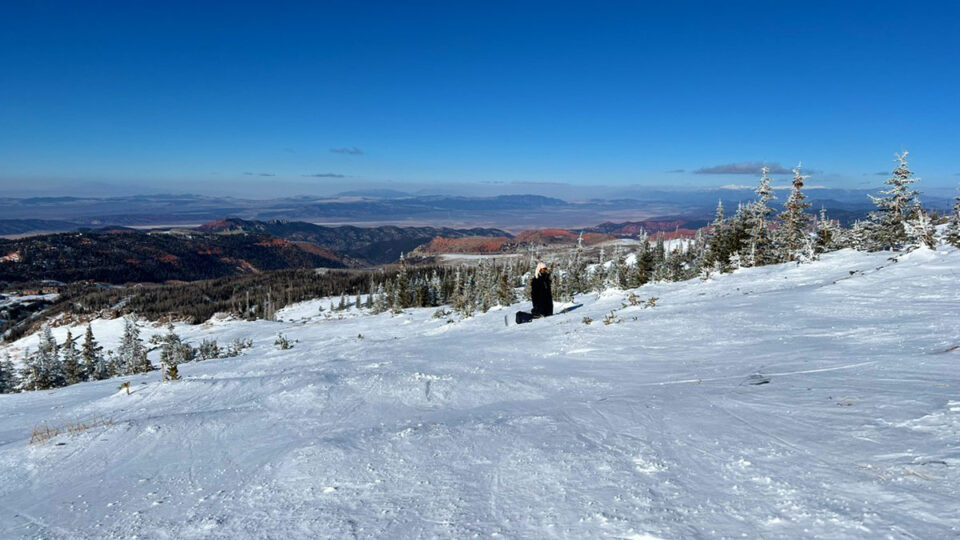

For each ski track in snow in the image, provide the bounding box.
[1,247,959,538]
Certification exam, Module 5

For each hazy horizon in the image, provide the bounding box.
[1,177,957,203]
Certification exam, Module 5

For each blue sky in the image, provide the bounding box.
[1,1,958,197]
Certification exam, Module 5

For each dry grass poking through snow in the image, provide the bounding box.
[30,415,115,445]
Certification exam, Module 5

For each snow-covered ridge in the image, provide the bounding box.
[1,247,959,538]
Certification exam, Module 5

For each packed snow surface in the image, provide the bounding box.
[2,248,959,538]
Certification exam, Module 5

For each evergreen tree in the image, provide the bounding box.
[814,208,842,255]
[587,247,605,292]
[496,268,516,306]
[450,266,466,314]
[666,245,688,281]
[0,354,19,393]
[26,326,65,389]
[19,350,42,391]
[944,187,960,248]
[747,166,778,266]
[725,205,751,268]
[609,245,628,289]
[778,163,812,261]
[61,329,84,385]
[705,200,727,270]
[81,325,103,380]
[905,208,937,250]
[150,324,194,378]
[428,270,444,306]
[197,338,222,361]
[477,260,495,312]
[848,219,876,252]
[652,233,666,269]
[390,278,404,314]
[395,252,410,307]
[373,283,388,314]
[628,240,652,288]
[569,232,588,293]
[366,278,377,309]
[118,318,152,374]
[460,271,476,317]
[868,151,922,249]
[39,324,58,359]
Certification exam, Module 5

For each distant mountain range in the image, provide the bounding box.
[198,218,508,265]
[1,189,953,241]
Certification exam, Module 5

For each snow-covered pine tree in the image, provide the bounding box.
[653,233,666,267]
[813,208,842,255]
[609,245,628,289]
[197,338,222,361]
[19,349,41,391]
[61,329,84,385]
[725,204,751,269]
[650,247,672,281]
[165,364,180,381]
[705,200,727,270]
[464,270,477,317]
[0,354,19,393]
[868,151,922,250]
[21,334,64,390]
[389,285,404,314]
[81,325,103,380]
[118,318,152,374]
[628,239,653,288]
[395,252,411,308]
[365,278,377,309]
[496,266,516,306]
[449,266,465,311]
[778,163,812,261]
[477,259,497,312]
[428,270,444,306]
[746,166,777,266]
[589,246,606,292]
[848,219,876,252]
[151,324,194,380]
[688,228,705,275]
[373,282,388,314]
[568,232,587,293]
[666,244,688,281]
[905,208,937,250]
[945,187,960,248]
[274,333,293,350]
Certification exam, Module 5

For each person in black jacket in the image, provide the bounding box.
[515,262,553,324]
[530,261,553,317]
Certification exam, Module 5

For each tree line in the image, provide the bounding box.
[0,320,252,392]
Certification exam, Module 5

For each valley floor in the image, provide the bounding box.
[1,248,959,538]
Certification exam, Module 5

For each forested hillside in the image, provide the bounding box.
[0,230,346,285]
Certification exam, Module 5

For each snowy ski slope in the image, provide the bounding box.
[1,247,959,538]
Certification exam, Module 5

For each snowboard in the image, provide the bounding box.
[510,311,541,325]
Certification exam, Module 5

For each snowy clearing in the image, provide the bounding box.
[1,247,959,538]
